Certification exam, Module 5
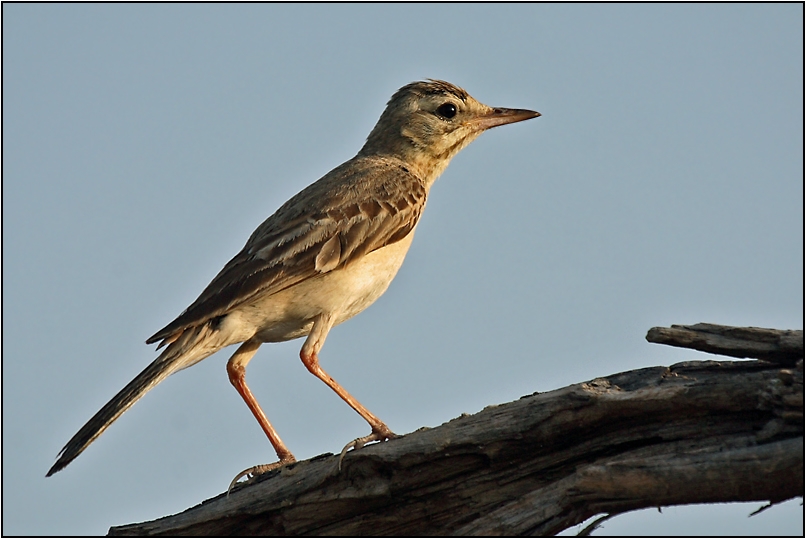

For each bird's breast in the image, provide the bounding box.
[239,229,418,343]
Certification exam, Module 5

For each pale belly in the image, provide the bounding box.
[221,230,417,344]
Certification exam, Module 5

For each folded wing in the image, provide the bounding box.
[147,158,427,346]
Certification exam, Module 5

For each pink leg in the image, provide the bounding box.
[226,339,296,491]
[300,315,396,467]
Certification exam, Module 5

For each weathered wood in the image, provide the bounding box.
[109,325,804,536]
[646,323,804,365]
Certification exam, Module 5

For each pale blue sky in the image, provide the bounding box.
[3,4,803,535]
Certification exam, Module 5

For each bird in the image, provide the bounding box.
[46,79,540,485]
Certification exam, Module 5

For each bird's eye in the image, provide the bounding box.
[436,103,457,119]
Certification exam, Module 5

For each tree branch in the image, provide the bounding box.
[109,324,804,536]
[645,323,803,365]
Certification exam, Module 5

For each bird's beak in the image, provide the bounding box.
[470,107,541,131]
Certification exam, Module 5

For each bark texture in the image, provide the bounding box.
[109,324,804,536]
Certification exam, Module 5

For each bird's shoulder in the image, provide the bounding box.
[147,156,427,345]
[248,156,426,240]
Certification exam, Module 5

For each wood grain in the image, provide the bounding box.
[109,324,804,536]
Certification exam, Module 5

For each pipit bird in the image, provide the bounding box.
[46,80,539,485]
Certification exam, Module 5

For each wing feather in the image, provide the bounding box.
[147,157,426,345]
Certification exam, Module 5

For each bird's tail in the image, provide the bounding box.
[46,322,222,477]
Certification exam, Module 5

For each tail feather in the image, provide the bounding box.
[46,323,221,477]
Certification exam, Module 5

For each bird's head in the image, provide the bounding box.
[359,80,539,185]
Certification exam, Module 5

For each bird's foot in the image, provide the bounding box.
[338,426,398,470]
[227,455,296,495]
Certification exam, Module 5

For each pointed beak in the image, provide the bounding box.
[470,107,540,131]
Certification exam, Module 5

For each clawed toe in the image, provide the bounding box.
[227,458,295,495]
[338,429,397,470]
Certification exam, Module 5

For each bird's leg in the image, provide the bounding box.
[226,339,296,493]
[300,315,397,470]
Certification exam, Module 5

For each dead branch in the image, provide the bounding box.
[109,324,804,536]
[646,323,803,365]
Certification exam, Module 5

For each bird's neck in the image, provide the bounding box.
[358,133,476,188]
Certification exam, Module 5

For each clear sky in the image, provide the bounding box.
[3,4,803,536]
